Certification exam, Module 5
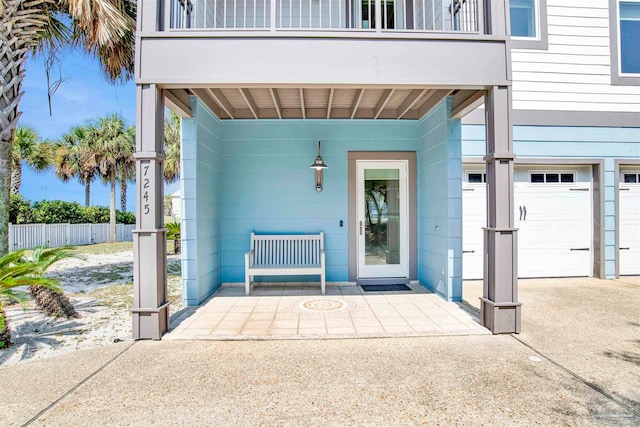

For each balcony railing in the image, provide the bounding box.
[168,0,480,32]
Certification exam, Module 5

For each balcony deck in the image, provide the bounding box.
[138,0,509,120]
[167,0,481,33]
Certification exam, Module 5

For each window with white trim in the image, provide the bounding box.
[622,172,640,184]
[529,172,575,184]
[511,0,537,38]
[466,172,487,184]
[619,1,640,74]
[510,0,548,49]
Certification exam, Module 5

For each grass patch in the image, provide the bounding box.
[23,238,179,257]
[70,242,134,255]
[75,274,183,312]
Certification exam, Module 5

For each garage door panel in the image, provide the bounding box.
[461,186,485,279]
[463,165,593,280]
[517,249,591,278]
[619,172,640,276]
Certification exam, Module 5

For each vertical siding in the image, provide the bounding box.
[218,120,419,283]
[418,98,462,301]
[462,124,640,278]
[181,98,222,306]
[511,0,640,112]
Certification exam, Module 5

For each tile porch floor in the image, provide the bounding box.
[165,283,489,340]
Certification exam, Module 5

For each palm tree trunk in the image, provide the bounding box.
[29,286,79,318]
[0,305,11,349]
[85,181,91,206]
[110,179,117,242]
[10,162,22,194]
[2,0,55,256]
[120,178,127,212]
[0,135,12,257]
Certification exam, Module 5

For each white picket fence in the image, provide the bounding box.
[8,223,136,250]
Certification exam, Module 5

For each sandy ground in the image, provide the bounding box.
[0,251,182,367]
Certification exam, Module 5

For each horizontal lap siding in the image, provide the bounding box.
[181,98,223,305]
[512,0,640,112]
[219,119,418,283]
[461,124,640,278]
[418,99,462,302]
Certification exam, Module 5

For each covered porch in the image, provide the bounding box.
[166,282,488,339]
[133,83,519,339]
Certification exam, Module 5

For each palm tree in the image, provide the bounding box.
[91,114,134,242]
[55,126,98,207]
[164,112,181,183]
[0,0,136,256]
[11,126,54,195]
[118,126,136,212]
[28,246,79,319]
[0,247,74,348]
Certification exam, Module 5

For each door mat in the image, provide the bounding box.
[360,284,412,292]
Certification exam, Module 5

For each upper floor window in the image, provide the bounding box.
[510,0,548,49]
[511,0,537,38]
[619,1,640,74]
[611,0,640,84]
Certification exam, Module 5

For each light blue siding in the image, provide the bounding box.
[462,124,640,279]
[417,99,462,301]
[181,98,222,305]
[219,119,419,283]
[180,98,469,302]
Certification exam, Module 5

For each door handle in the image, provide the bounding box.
[570,248,590,251]
[519,206,527,221]
[620,247,630,250]
[360,221,363,235]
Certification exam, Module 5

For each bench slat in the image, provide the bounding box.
[245,233,326,296]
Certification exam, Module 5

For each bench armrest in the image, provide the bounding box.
[245,250,254,265]
[320,249,325,267]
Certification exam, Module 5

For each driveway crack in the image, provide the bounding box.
[510,334,640,420]
[21,341,136,426]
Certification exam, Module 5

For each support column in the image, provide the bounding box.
[481,86,521,334]
[132,84,169,340]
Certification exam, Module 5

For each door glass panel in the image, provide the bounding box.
[364,169,400,265]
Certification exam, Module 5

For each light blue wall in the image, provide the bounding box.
[180,99,466,302]
[219,120,419,283]
[181,98,222,305]
[462,124,640,278]
[418,99,463,301]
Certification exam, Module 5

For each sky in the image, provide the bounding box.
[18,47,180,212]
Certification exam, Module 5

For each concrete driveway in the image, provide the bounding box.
[1,277,638,426]
[464,276,640,421]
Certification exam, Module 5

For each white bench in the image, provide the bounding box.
[244,232,326,296]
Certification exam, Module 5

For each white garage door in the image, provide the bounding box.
[619,170,640,276]
[462,165,593,279]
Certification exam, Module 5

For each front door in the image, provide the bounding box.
[357,160,409,279]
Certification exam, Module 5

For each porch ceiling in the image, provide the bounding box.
[165,87,485,120]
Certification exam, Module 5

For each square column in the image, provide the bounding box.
[132,84,169,340]
[481,86,521,334]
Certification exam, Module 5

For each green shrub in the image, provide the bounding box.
[33,200,85,224]
[9,197,136,225]
[10,194,37,224]
[82,206,110,223]
[116,210,136,224]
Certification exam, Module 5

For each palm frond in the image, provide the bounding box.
[0,250,26,271]
[30,246,77,273]
[65,0,137,83]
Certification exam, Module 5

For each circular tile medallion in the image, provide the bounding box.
[294,298,356,314]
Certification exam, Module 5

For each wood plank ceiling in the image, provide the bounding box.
[171,87,481,120]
